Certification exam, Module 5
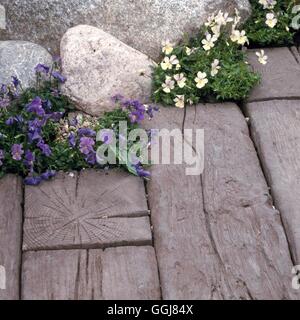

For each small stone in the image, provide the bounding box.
[0,41,52,88]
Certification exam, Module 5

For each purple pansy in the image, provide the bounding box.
[11,76,20,88]
[78,128,96,137]
[35,64,50,74]
[37,140,52,157]
[51,71,66,83]
[27,97,45,117]
[5,117,15,125]
[11,144,24,161]
[50,112,64,122]
[24,150,35,168]
[79,137,95,155]
[68,132,76,148]
[85,151,96,165]
[134,163,151,178]
[24,176,42,186]
[41,170,56,180]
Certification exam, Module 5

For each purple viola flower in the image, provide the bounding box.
[134,163,151,178]
[27,118,43,142]
[35,64,50,74]
[68,132,76,148]
[85,151,96,165]
[129,110,144,124]
[78,128,96,137]
[11,144,24,161]
[11,76,21,88]
[43,99,52,110]
[27,97,45,117]
[41,170,56,180]
[24,175,42,186]
[79,137,95,155]
[50,111,64,122]
[37,140,52,157]
[51,71,66,83]
[24,150,35,168]
[5,117,15,125]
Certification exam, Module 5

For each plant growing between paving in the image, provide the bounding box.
[244,0,298,47]
[152,1,299,108]
[0,61,157,185]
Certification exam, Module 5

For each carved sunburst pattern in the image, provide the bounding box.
[23,170,149,250]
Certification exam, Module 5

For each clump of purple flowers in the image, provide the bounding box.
[112,95,159,124]
[1,59,159,185]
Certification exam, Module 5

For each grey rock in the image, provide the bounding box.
[61,25,154,116]
[0,0,251,61]
[0,41,52,88]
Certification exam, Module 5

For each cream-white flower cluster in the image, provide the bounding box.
[258,0,278,28]
[158,8,269,109]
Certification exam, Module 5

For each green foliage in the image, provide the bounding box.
[0,72,154,184]
[244,0,296,47]
[152,21,260,107]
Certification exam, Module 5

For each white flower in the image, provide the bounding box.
[215,11,233,26]
[162,40,174,55]
[176,63,181,70]
[259,0,277,9]
[160,55,179,70]
[186,47,192,56]
[195,72,208,89]
[265,13,278,28]
[202,33,218,51]
[230,30,248,45]
[256,50,268,65]
[174,95,185,109]
[211,24,221,37]
[162,76,175,93]
[174,73,187,88]
[211,59,221,76]
[205,13,216,27]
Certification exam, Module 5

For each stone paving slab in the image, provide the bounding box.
[246,99,300,264]
[145,105,299,300]
[0,175,23,300]
[23,170,151,251]
[22,246,160,300]
[247,47,300,101]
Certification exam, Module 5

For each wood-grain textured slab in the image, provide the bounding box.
[246,100,300,264]
[247,47,300,101]
[23,169,151,250]
[22,246,160,300]
[102,246,161,300]
[0,175,23,300]
[146,105,299,300]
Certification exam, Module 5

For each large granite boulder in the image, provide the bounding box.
[0,41,52,88]
[0,0,251,61]
[61,25,153,116]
